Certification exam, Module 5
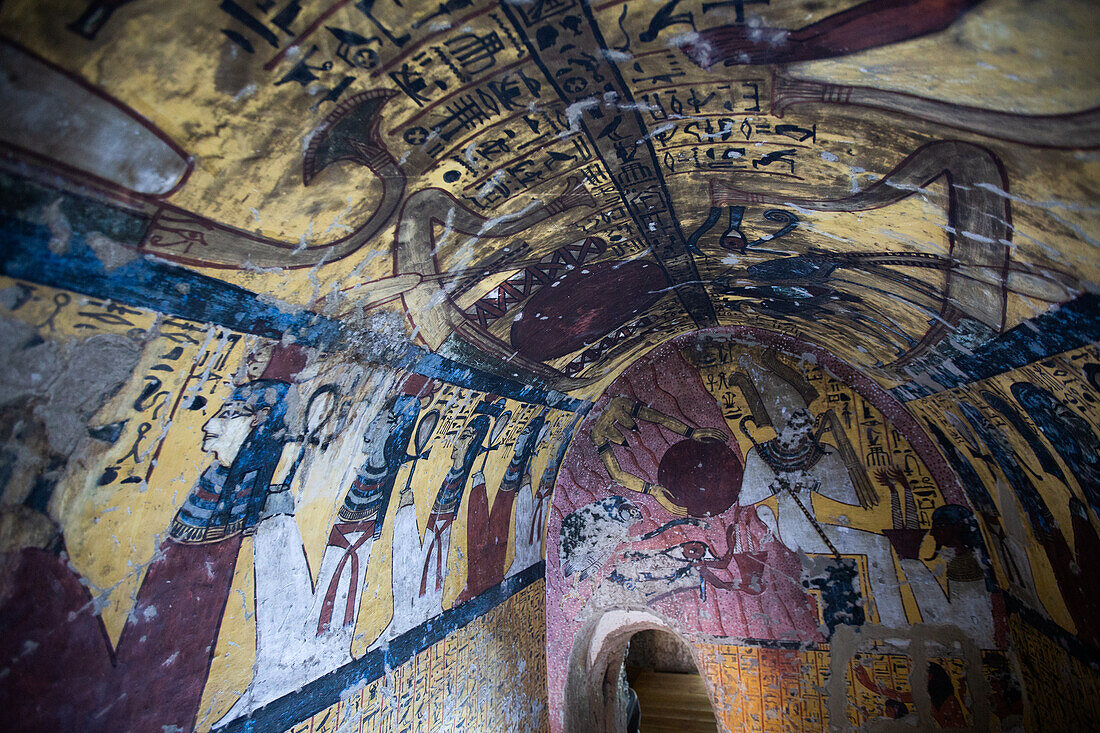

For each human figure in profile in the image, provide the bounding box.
[378,404,498,644]
[898,504,998,648]
[0,346,297,732]
[219,374,436,724]
[458,408,548,603]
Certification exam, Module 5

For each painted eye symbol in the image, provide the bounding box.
[667,542,708,562]
[683,542,708,560]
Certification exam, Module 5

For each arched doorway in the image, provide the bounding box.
[624,629,719,732]
[546,328,1017,732]
[562,611,720,733]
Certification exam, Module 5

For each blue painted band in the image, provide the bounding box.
[892,293,1100,400]
[0,215,585,411]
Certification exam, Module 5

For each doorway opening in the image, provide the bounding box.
[622,629,719,733]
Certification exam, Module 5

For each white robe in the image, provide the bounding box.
[506,482,545,578]
[375,502,444,646]
[900,555,996,648]
[740,447,909,628]
[217,514,371,724]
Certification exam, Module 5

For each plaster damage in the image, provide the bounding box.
[0,0,1097,731]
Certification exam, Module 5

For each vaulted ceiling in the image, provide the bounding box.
[2,0,1098,397]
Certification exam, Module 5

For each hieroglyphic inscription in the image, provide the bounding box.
[500,0,717,328]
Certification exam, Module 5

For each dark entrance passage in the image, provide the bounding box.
[624,630,719,732]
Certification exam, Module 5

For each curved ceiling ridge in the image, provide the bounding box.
[0,3,1098,732]
[0,0,1095,394]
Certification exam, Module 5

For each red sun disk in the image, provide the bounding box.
[657,439,745,517]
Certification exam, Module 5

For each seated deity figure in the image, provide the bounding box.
[739,407,908,627]
[898,504,998,648]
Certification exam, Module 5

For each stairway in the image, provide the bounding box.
[628,669,720,733]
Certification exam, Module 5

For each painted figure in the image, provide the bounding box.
[738,407,907,626]
[560,496,644,583]
[556,347,826,640]
[374,476,429,646]
[315,377,432,637]
[380,405,496,643]
[420,411,494,604]
[981,389,1069,487]
[507,418,577,578]
[592,395,727,516]
[925,419,1041,609]
[172,380,291,541]
[1010,382,1100,514]
[959,401,1100,646]
[585,495,824,641]
[458,408,548,603]
[220,374,434,722]
[727,351,902,628]
[706,140,1070,371]
[0,376,291,732]
[608,522,767,603]
[897,504,998,648]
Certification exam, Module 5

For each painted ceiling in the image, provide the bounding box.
[1,0,1098,397]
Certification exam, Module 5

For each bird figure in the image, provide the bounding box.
[559,496,642,582]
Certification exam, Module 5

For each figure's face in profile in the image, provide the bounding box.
[203,402,256,466]
[515,421,539,456]
[931,520,967,550]
[450,425,478,466]
[362,403,400,466]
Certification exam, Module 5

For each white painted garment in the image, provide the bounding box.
[900,555,996,648]
[375,502,444,646]
[506,481,545,578]
[740,447,909,628]
[216,514,370,726]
